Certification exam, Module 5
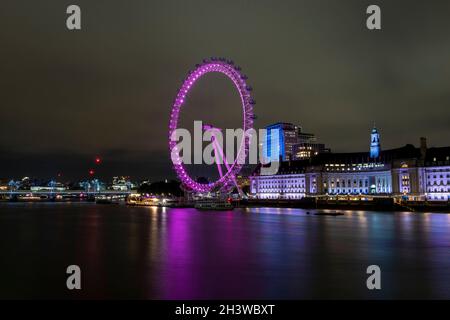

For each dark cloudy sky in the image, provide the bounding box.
[1,0,449,181]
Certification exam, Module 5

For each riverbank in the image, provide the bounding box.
[2,196,449,213]
[239,198,450,213]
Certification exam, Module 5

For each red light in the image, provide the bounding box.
[89,169,95,175]
[95,157,101,164]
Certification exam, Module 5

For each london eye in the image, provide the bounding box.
[168,58,255,194]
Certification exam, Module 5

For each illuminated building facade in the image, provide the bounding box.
[263,122,326,162]
[422,147,450,201]
[0,180,8,191]
[293,142,328,160]
[112,176,135,191]
[251,128,450,202]
[263,122,300,162]
[370,126,381,158]
[251,154,396,200]
[252,173,306,199]
[30,181,66,192]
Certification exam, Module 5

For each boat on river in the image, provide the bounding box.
[194,199,234,211]
[314,211,344,216]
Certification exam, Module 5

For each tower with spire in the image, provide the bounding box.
[370,124,381,158]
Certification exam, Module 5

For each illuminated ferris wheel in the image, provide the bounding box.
[168,58,255,194]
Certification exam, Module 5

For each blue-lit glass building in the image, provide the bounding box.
[263,122,300,162]
[370,126,381,158]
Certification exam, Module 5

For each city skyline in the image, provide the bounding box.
[1,1,450,180]
[1,124,447,183]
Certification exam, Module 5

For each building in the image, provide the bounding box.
[111,176,135,191]
[370,125,381,158]
[298,132,316,144]
[263,122,326,162]
[0,180,8,191]
[423,146,450,201]
[30,181,67,192]
[79,179,106,192]
[263,122,300,162]
[251,127,450,202]
[262,122,328,162]
[292,130,330,160]
[293,142,329,160]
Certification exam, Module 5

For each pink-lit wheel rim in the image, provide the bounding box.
[169,58,254,193]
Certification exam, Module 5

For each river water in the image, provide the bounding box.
[1,202,449,299]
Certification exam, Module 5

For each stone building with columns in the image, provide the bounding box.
[250,127,450,202]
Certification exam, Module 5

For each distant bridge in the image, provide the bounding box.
[0,190,135,196]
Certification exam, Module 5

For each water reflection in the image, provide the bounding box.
[0,203,449,299]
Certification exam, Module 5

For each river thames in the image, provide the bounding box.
[0,202,449,299]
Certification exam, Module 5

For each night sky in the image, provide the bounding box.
[1,0,449,181]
